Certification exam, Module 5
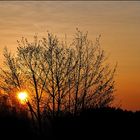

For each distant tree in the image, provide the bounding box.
[0,29,116,132]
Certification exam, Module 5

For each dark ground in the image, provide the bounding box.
[0,107,140,139]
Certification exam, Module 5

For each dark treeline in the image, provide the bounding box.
[51,107,140,139]
[0,105,140,139]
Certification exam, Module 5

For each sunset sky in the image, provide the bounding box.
[0,1,140,111]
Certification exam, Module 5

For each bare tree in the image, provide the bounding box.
[0,29,116,128]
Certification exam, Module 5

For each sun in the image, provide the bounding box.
[17,91,28,104]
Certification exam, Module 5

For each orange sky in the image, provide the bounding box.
[0,1,140,111]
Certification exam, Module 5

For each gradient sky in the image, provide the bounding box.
[0,1,140,111]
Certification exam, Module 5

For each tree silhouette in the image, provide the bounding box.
[0,29,116,133]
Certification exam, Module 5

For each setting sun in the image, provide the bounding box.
[17,91,28,104]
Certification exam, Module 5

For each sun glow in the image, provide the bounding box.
[17,91,28,104]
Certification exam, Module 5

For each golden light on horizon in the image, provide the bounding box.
[17,91,28,104]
